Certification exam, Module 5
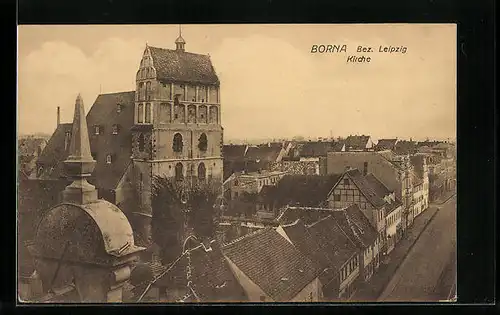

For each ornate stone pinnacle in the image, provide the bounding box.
[63,93,98,204]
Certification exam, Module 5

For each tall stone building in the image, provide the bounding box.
[131,33,223,245]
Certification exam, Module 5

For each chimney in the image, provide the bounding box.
[57,106,60,127]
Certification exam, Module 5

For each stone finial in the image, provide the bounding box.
[62,94,98,204]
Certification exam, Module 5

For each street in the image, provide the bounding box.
[378,195,456,302]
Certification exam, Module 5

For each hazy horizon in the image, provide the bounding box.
[18,24,457,141]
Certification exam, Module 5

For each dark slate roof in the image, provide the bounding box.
[283,216,358,271]
[149,46,219,85]
[245,146,281,163]
[345,169,386,208]
[37,91,135,191]
[270,174,342,209]
[154,241,247,302]
[18,138,46,156]
[223,228,320,302]
[375,139,397,150]
[394,140,417,155]
[332,140,346,152]
[343,205,379,247]
[277,206,334,226]
[344,135,371,151]
[410,155,425,179]
[364,173,392,198]
[298,141,335,157]
[223,145,247,160]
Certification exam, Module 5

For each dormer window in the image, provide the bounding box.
[106,154,112,164]
[94,125,100,135]
[112,124,119,135]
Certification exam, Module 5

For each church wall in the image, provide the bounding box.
[152,129,223,160]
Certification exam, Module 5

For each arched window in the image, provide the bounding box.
[138,133,145,152]
[137,104,144,123]
[173,133,183,153]
[175,162,184,181]
[138,82,144,100]
[145,103,151,123]
[146,81,152,100]
[198,163,206,181]
[198,133,208,152]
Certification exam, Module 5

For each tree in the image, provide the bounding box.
[151,175,221,264]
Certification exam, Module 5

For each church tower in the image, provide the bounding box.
[131,29,223,246]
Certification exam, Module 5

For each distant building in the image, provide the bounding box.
[223,170,287,201]
[344,135,374,152]
[255,174,343,219]
[374,139,398,152]
[222,228,323,302]
[18,137,47,178]
[394,140,417,155]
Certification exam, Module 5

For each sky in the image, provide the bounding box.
[18,24,457,141]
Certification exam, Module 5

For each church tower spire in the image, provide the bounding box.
[62,93,98,204]
[175,24,186,52]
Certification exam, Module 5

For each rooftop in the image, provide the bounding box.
[148,46,219,85]
[222,228,319,302]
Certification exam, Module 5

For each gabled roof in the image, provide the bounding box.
[36,91,135,191]
[375,139,397,150]
[223,228,319,302]
[148,46,219,85]
[344,135,371,151]
[283,216,358,271]
[364,173,392,198]
[269,174,342,209]
[152,241,247,302]
[345,169,386,208]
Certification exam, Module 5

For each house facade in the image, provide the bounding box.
[327,169,387,255]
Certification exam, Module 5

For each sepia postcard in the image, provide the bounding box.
[17,24,457,304]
